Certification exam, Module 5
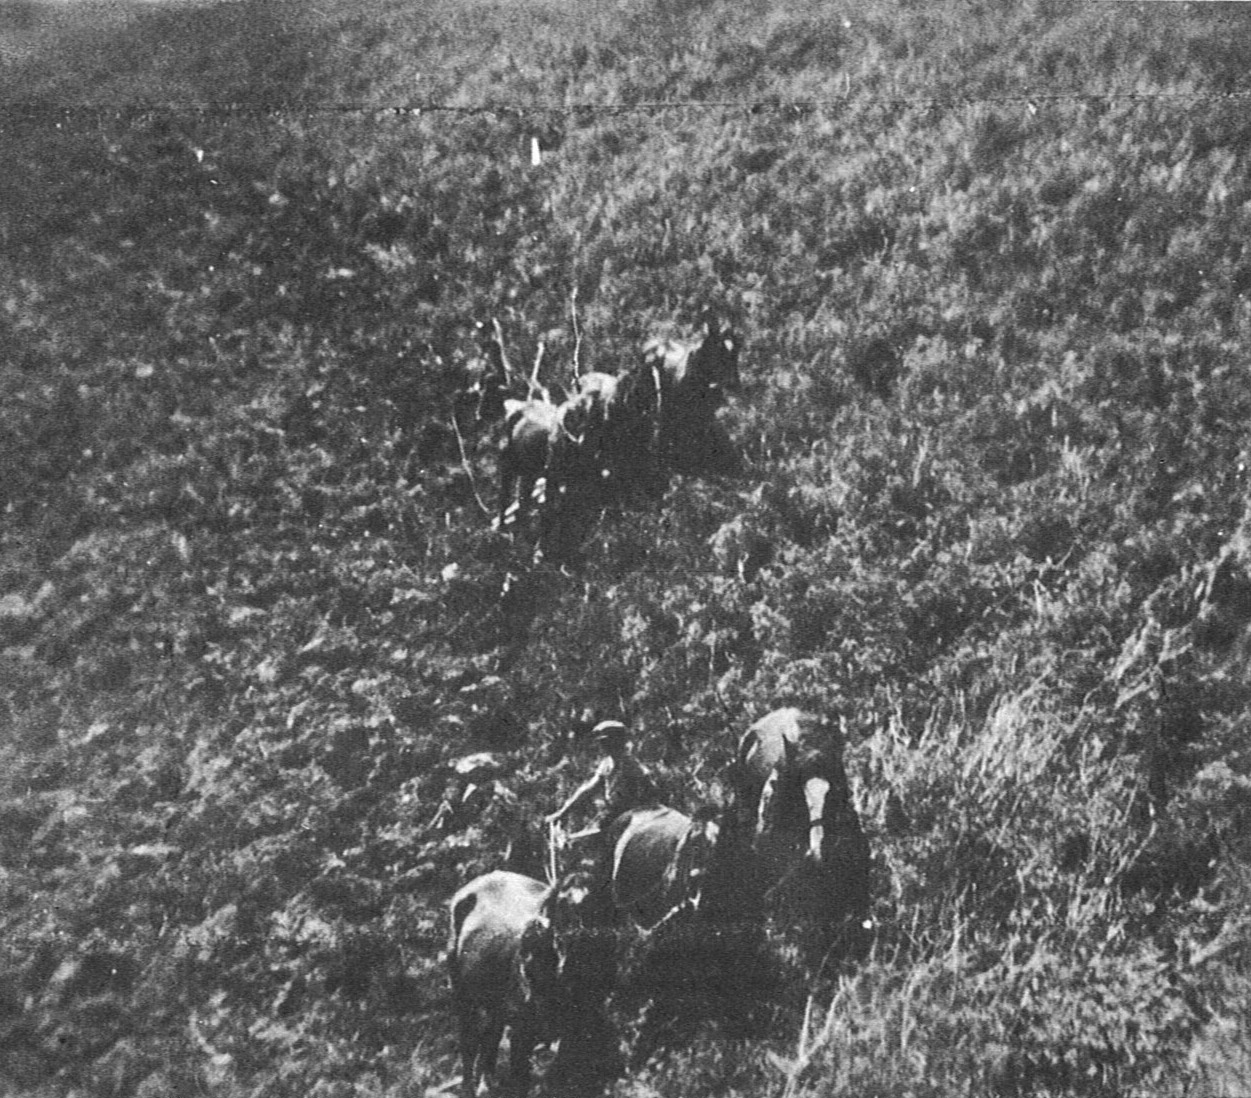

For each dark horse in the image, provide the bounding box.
[735,707,873,969]
[597,312,743,502]
[601,797,769,1062]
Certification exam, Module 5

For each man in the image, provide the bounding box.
[545,720,658,919]
[428,752,506,833]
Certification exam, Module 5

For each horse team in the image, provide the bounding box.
[446,315,856,1092]
[465,311,742,556]
[448,707,872,1097]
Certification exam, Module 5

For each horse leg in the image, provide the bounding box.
[550,1007,620,1094]
[630,987,685,1072]
[517,473,539,533]
[476,1014,505,1093]
[456,1004,483,1098]
[504,1018,537,1096]
[497,467,516,530]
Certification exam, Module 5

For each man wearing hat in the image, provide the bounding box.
[546,719,658,916]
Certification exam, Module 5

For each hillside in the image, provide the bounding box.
[3,0,1251,1094]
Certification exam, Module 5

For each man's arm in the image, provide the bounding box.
[546,759,611,823]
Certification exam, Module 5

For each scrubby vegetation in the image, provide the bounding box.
[4,0,1251,1093]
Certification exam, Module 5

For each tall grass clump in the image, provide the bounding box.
[795,694,1204,1097]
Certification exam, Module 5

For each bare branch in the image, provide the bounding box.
[449,414,492,516]
[570,285,583,379]
[491,317,515,385]
[528,341,547,402]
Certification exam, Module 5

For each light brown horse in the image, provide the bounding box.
[447,871,559,1098]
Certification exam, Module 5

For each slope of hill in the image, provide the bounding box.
[4,0,1251,1094]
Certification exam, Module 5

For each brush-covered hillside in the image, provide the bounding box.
[4,0,1251,1094]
